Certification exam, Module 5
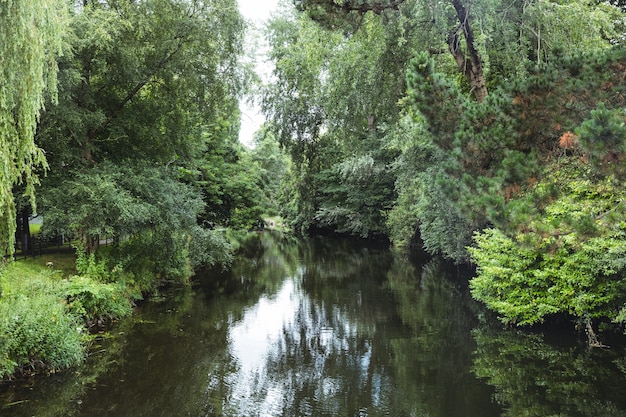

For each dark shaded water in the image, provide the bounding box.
[2,233,626,416]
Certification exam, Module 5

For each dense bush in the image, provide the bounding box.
[388,119,478,262]
[0,255,137,379]
[61,276,133,324]
[0,292,84,378]
[469,160,626,326]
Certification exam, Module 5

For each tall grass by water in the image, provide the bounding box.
[0,253,134,379]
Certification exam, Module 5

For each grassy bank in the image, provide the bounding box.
[0,253,136,379]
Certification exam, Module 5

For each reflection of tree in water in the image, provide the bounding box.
[259,281,398,415]
[1,231,299,417]
[385,258,502,417]
[0,288,210,417]
[18,234,618,417]
[472,327,626,417]
[251,244,501,417]
[0,316,134,417]
[244,238,401,416]
[197,231,302,298]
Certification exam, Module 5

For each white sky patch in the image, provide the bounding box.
[237,0,282,147]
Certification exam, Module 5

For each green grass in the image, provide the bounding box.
[0,257,84,378]
[16,253,78,278]
[29,222,41,235]
[0,252,135,379]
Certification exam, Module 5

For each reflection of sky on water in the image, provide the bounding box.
[229,278,299,376]
[227,273,302,416]
[225,267,389,417]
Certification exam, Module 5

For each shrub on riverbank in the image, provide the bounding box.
[0,255,135,379]
[0,291,84,378]
[469,157,626,337]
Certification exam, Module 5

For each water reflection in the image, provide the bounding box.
[2,233,626,417]
[472,327,626,417]
[220,238,500,417]
[226,278,301,416]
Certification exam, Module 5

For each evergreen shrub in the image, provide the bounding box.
[469,162,626,326]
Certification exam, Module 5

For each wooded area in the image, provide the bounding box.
[2,0,626,378]
[263,0,626,339]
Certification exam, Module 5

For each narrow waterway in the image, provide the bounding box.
[2,232,626,416]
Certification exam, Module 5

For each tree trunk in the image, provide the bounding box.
[448,0,488,102]
[584,317,608,348]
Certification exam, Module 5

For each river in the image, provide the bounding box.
[2,232,626,416]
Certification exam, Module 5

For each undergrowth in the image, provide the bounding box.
[0,253,137,379]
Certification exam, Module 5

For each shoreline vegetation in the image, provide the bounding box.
[0,220,286,381]
[4,0,626,387]
[0,251,135,380]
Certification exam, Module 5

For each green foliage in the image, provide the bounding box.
[33,0,248,276]
[68,248,135,320]
[263,9,412,236]
[523,0,620,61]
[40,161,204,251]
[0,252,139,379]
[469,165,626,325]
[0,292,84,379]
[576,102,626,174]
[61,275,133,322]
[198,149,265,230]
[314,148,398,237]
[0,261,85,379]
[108,229,192,288]
[0,0,67,255]
[188,226,233,269]
[396,46,626,263]
[387,117,477,262]
[396,53,528,261]
[250,127,291,217]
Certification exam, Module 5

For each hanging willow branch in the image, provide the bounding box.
[0,0,67,256]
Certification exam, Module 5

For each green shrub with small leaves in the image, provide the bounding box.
[469,163,626,326]
[61,275,133,322]
[0,255,136,379]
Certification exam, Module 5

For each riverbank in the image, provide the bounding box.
[0,226,270,381]
[0,253,136,379]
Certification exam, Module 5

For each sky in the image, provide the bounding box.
[237,0,282,147]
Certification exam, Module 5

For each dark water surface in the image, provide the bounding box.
[2,233,626,416]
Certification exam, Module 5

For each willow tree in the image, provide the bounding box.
[0,0,67,256]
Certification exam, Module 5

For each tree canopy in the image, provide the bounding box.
[3,0,626,339]
[259,0,626,336]
[35,0,250,264]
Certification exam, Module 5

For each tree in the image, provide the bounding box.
[263,5,413,235]
[250,126,291,217]
[34,0,248,276]
[0,0,67,256]
[295,0,488,101]
[38,0,247,168]
[468,95,626,339]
